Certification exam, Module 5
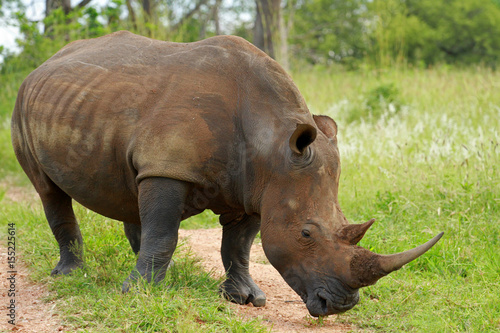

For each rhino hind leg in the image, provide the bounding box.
[12,134,84,276]
[124,222,141,255]
[122,177,189,292]
[39,184,84,275]
[219,214,266,307]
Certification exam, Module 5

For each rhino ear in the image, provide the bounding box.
[313,115,337,140]
[289,123,317,155]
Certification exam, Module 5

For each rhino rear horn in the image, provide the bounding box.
[289,124,317,155]
[339,219,376,245]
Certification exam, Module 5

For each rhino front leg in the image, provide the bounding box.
[220,213,266,307]
[122,177,189,292]
[124,222,141,255]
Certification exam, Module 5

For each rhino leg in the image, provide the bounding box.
[40,185,84,275]
[219,214,266,307]
[14,140,83,275]
[122,177,188,292]
[124,222,141,255]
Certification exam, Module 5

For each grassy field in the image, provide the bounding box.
[295,67,500,331]
[1,66,499,332]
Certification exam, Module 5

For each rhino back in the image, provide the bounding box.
[12,31,313,220]
[12,32,252,220]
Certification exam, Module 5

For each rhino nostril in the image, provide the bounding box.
[317,291,329,313]
[245,293,254,305]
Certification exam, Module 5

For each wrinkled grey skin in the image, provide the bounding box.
[11,31,443,316]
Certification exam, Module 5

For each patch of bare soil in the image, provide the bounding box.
[1,184,66,332]
[0,249,66,332]
[179,229,353,333]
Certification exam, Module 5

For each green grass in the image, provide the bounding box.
[293,66,500,332]
[0,202,266,332]
[1,65,499,331]
[0,71,29,184]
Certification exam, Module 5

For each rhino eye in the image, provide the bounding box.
[301,229,311,238]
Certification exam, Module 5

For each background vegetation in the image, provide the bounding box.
[1,0,499,332]
[2,0,500,72]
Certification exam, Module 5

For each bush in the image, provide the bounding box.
[345,82,404,123]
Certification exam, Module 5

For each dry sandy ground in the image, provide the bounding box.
[1,184,65,332]
[0,250,66,332]
[1,184,352,332]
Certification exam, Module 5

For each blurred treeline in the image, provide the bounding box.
[1,0,500,73]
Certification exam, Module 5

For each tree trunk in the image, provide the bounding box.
[126,0,137,30]
[44,0,91,35]
[142,0,151,18]
[279,7,289,70]
[213,0,221,35]
[44,0,71,37]
[253,0,281,59]
[45,0,71,16]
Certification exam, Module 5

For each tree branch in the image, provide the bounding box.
[76,0,92,9]
[171,0,209,31]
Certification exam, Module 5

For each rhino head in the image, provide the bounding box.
[259,115,443,317]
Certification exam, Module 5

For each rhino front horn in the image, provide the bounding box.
[351,232,444,288]
[378,232,444,274]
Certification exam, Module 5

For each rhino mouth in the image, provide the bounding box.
[280,269,360,316]
[305,285,360,317]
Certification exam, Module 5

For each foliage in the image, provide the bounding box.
[289,0,369,68]
[2,0,500,69]
[1,5,118,74]
[341,82,404,123]
[0,0,21,18]
[288,0,500,68]
[404,0,500,66]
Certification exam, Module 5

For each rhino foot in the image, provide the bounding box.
[51,243,84,276]
[121,260,174,293]
[51,259,83,275]
[220,278,266,307]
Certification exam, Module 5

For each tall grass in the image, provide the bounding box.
[0,72,29,184]
[293,66,500,331]
[0,65,499,331]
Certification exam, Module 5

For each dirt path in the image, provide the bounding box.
[1,183,66,332]
[0,248,66,332]
[179,229,353,332]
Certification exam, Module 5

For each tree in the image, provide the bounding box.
[253,0,281,59]
[44,0,93,35]
[405,0,500,66]
[289,0,368,66]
